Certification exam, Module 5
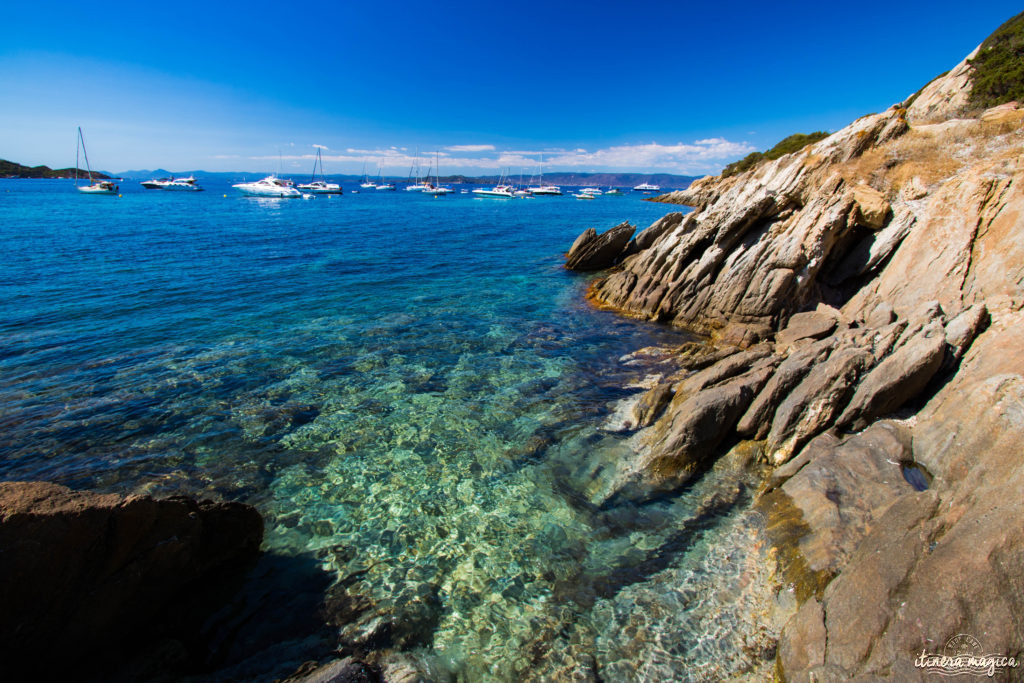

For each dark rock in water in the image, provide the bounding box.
[608,366,772,503]
[288,656,380,683]
[0,481,263,678]
[565,222,636,271]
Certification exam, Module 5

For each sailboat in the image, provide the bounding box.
[375,164,396,191]
[74,127,118,195]
[425,151,453,196]
[527,153,561,195]
[359,161,377,189]
[406,149,432,191]
[297,148,342,194]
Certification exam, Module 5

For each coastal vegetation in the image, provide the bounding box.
[720,131,829,177]
[0,158,111,179]
[968,10,1024,108]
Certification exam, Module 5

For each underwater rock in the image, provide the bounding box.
[0,481,263,678]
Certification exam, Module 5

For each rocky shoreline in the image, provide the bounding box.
[566,41,1024,680]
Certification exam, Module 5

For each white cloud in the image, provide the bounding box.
[256,138,756,174]
[445,144,496,152]
[312,144,329,150]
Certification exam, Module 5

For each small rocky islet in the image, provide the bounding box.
[4,15,1024,682]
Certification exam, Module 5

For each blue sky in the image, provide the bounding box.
[1,1,1019,175]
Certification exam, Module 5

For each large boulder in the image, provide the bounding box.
[0,481,263,677]
[565,222,636,271]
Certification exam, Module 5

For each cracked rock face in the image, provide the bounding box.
[565,39,1024,680]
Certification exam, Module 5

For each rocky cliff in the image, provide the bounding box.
[568,34,1024,680]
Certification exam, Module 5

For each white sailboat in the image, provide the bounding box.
[527,154,562,195]
[375,164,396,190]
[359,161,377,189]
[297,148,342,194]
[425,151,453,195]
[74,127,118,195]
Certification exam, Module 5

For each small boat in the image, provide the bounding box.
[232,175,302,197]
[297,148,342,194]
[580,187,602,196]
[74,127,118,195]
[632,182,661,192]
[573,192,595,200]
[513,189,530,197]
[376,182,396,191]
[604,187,623,195]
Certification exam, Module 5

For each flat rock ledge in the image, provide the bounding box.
[0,481,263,678]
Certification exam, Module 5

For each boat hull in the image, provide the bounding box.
[77,185,118,195]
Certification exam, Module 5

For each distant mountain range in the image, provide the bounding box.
[1,159,113,180]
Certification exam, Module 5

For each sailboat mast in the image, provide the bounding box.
[79,127,94,183]
[75,128,80,185]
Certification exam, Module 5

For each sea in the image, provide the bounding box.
[0,179,785,681]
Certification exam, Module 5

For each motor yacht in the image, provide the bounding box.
[528,185,562,195]
[632,182,661,192]
[141,177,173,189]
[232,175,302,197]
[580,187,603,196]
[473,185,516,198]
[163,176,203,192]
[573,192,595,199]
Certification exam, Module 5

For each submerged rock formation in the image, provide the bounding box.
[0,481,263,678]
[568,27,1024,680]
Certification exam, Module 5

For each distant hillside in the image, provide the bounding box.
[1,159,112,180]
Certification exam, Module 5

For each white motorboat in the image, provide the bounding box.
[74,127,118,195]
[163,176,203,192]
[141,177,173,189]
[297,148,342,194]
[604,187,623,195]
[573,192,595,200]
[528,185,562,195]
[580,187,602,196]
[632,182,661,192]
[232,175,302,197]
[473,185,515,198]
[376,182,396,191]
[406,182,431,191]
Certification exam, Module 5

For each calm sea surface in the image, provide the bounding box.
[0,179,781,680]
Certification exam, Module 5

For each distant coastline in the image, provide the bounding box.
[1,159,113,180]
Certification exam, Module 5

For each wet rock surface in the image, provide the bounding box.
[0,481,263,678]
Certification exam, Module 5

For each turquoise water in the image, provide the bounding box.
[0,180,781,680]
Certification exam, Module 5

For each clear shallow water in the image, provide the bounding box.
[0,179,781,680]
